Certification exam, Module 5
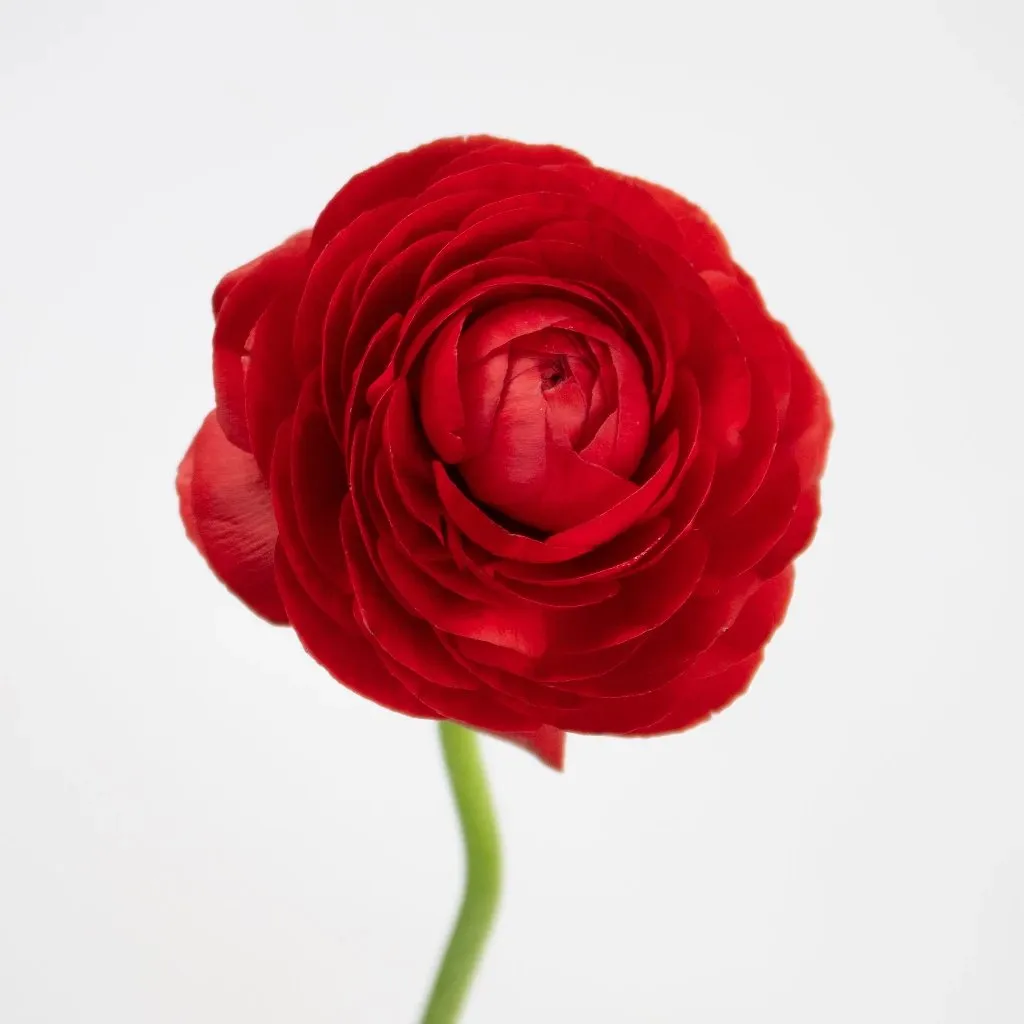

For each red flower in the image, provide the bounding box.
[178,136,831,769]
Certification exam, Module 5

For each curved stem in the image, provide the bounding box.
[420,722,502,1024]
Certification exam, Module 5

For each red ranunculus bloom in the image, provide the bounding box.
[178,136,831,769]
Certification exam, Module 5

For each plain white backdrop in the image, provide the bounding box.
[2,0,1022,1020]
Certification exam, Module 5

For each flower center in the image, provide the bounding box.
[540,356,570,391]
[420,298,651,533]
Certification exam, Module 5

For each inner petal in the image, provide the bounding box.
[433,306,651,533]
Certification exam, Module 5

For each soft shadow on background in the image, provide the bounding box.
[1,1,1021,1021]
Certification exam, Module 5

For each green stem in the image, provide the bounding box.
[420,722,502,1024]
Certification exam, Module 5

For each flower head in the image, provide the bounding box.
[178,136,831,767]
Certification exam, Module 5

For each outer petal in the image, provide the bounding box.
[311,136,499,250]
[178,412,287,623]
[275,551,435,718]
[244,287,302,478]
[211,230,311,452]
[499,726,566,770]
[630,655,764,736]
[637,180,735,274]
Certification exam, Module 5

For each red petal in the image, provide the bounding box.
[342,314,402,459]
[340,496,483,692]
[398,264,579,375]
[378,650,542,733]
[383,381,446,538]
[552,530,708,652]
[269,416,353,626]
[491,230,671,397]
[311,136,498,250]
[538,680,685,734]
[554,163,689,255]
[287,378,349,578]
[294,199,410,376]
[419,309,469,462]
[704,454,801,580]
[433,429,677,564]
[211,229,310,318]
[429,141,590,181]
[702,362,779,517]
[756,488,822,579]
[686,308,752,452]
[631,655,763,736]
[346,230,456,389]
[639,181,734,273]
[495,515,670,587]
[703,271,792,415]
[353,191,491,301]
[244,289,301,478]
[212,231,310,451]
[275,551,435,718]
[498,726,566,771]
[782,342,832,489]
[688,568,795,678]
[178,412,286,623]
[375,536,549,658]
[463,438,637,534]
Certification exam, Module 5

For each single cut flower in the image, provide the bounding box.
[177,135,831,769]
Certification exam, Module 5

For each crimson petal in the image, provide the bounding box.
[178,412,286,623]
[498,726,567,771]
[276,551,434,717]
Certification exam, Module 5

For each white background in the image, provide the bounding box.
[2,1,1022,1021]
